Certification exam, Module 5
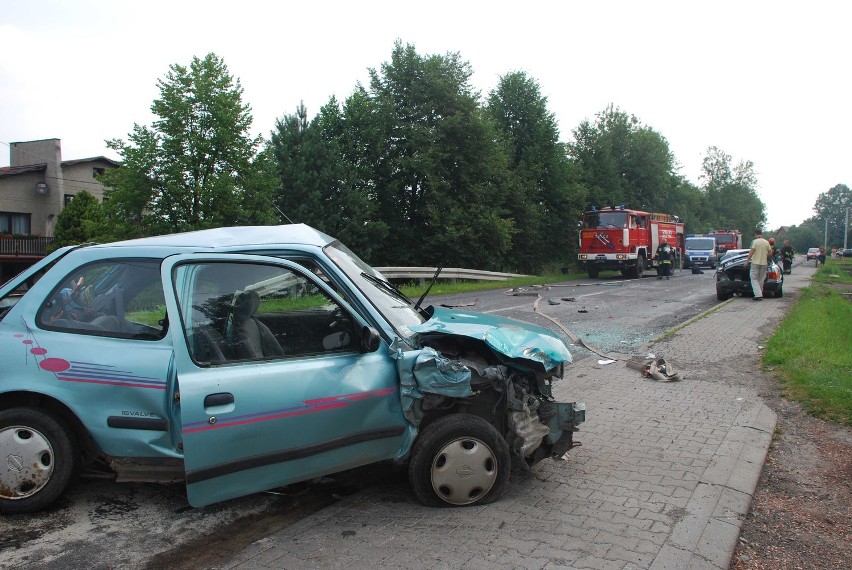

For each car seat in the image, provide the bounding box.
[229,291,284,359]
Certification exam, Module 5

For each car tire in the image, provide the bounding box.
[0,408,78,514]
[717,291,730,301]
[775,285,783,298]
[408,414,510,507]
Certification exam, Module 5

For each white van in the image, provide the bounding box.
[684,235,718,270]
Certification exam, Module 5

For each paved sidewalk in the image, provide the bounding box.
[212,271,810,569]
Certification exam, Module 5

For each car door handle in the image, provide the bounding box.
[204,393,234,407]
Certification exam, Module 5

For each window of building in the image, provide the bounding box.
[64,194,75,206]
[0,212,31,234]
[93,167,105,178]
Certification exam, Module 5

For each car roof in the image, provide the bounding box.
[89,224,335,252]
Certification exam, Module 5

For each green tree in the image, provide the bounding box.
[100,53,266,236]
[667,177,711,232]
[269,101,385,258]
[52,191,108,248]
[487,71,584,272]
[813,183,851,247]
[699,146,766,233]
[568,105,679,214]
[347,42,513,269]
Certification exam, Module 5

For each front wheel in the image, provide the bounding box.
[633,256,645,279]
[408,414,510,507]
[587,266,599,279]
[0,408,78,514]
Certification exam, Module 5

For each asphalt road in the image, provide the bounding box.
[0,266,724,569]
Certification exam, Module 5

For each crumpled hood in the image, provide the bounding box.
[410,306,571,370]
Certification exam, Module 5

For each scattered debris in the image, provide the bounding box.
[626,357,682,382]
[562,297,576,302]
[547,299,560,305]
[597,359,616,365]
[578,309,588,313]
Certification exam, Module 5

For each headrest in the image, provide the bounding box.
[233,291,260,319]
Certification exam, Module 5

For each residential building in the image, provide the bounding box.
[0,138,118,283]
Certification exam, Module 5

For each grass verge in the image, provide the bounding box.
[397,272,587,298]
[764,284,852,425]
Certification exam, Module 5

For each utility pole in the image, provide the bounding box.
[824,218,828,250]
[845,207,849,250]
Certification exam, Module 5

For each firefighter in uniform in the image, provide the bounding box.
[656,239,674,279]
[781,240,795,274]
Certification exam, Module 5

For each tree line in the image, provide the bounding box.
[56,44,844,272]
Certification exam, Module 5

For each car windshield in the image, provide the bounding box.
[686,238,715,250]
[324,241,425,332]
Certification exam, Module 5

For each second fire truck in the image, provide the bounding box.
[577,206,685,279]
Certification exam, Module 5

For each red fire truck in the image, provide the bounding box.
[707,229,743,255]
[577,206,685,278]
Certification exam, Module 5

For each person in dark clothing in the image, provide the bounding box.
[781,240,795,274]
[656,239,674,279]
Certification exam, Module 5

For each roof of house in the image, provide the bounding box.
[0,164,48,178]
[61,156,120,168]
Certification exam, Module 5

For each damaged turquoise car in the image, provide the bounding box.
[0,225,584,513]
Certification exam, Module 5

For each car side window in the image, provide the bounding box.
[37,259,167,340]
[175,262,358,365]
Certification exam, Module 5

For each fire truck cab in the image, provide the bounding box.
[707,230,743,255]
[577,206,685,279]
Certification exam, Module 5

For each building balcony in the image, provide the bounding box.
[0,235,55,259]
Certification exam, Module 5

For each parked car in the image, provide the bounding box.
[0,225,585,513]
[806,247,820,260]
[843,248,852,258]
[715,250,784,300]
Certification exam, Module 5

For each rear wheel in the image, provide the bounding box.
[408,414,510,507]
[0,408,78,514]
[774,285,783,298]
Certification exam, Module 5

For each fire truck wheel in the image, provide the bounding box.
[633,256,644,279]
[587,267,599,279]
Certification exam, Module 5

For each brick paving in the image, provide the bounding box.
[210,268,811,570]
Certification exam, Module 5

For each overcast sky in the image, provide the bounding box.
[2,0,849,229]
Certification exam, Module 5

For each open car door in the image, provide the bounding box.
[161,254,409,506]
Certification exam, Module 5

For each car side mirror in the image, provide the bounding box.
[360,326,381,353]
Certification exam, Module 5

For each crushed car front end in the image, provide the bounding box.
[402,306,585,465]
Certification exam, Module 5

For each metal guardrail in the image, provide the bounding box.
[374,266,527,284]
[0,236,54,257]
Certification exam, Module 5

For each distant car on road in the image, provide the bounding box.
[715,250,784,300]
[806,247,820,260]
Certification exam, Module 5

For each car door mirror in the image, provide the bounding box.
[360,326,381,353]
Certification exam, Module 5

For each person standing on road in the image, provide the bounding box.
[744,229,771,301]
[656,239,674,280]
[781,240,795,274]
